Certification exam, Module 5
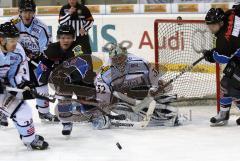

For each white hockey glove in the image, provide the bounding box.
[149,80,173,97]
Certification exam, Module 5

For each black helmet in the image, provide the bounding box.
[19,0,36,12]
[0,22,20,38]
[57,25,75,38]
[205,8,225,24]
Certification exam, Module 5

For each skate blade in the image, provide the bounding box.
[210,121,228,127]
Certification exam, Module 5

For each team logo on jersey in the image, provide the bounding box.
[32,27,40,34]
[10,56,19,61]
[20,35,39,53]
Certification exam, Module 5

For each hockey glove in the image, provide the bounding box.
[17,82,35,100]
[203,50,215,63]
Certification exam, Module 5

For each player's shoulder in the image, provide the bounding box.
[47,42,60,49]
[11,43,26,62]
[14,43,26,56]
[127,54,149,65]
[78,3,89,10]
[98,64,117,84]
[9,15,21,25]
[100,64,112,74]
[32,17,48,29]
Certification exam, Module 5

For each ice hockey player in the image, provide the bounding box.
[8,0,59,123]
[204,7,240,126]
[92,44,181,129]
[38,24,96,136]
[0,22,48,150]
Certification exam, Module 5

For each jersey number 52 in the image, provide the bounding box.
[96,84,106,94]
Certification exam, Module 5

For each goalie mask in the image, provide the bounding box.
[109,44,128,72]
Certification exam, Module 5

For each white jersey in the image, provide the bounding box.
[9,16,52,55]
[0,43,29,87]
[95,54,160,105]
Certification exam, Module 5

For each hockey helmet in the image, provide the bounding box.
[57,25,75,38]
[205,8,225,24]
[109,44,127,58]
[19,0,36,12]
[0,22,20,38]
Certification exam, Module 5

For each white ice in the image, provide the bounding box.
[1,101,240,161]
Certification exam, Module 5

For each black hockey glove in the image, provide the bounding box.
[17,81,34,89]
[17,81,35,100]
[203,50,215,63]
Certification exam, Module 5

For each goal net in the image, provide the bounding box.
[154,19,220,109]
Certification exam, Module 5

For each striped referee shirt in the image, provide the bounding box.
[59,3,94,37]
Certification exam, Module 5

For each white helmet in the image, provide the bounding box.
[109,44,127,58]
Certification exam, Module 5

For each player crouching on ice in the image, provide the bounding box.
[0,22,48,150]
[204,7,240,126]
[92,44,184,129]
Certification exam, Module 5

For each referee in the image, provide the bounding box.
[59,0,93,54]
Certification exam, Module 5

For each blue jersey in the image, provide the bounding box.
[9,16,52,55]
[0,43,29,87]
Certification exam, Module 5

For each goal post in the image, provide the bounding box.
[154,19,221,111]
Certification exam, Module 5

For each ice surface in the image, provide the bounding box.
[1,101,240,161]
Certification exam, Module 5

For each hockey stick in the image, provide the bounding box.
[154,56,205,100]
[73,99,126,120]
[5,86,56,103]
[6,86,125,120]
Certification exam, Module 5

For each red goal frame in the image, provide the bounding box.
[154,19,221,112]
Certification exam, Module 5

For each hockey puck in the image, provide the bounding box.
[116,142,122,150]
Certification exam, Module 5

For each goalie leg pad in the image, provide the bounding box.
[12,102,35,144]
[91,114,110,130]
